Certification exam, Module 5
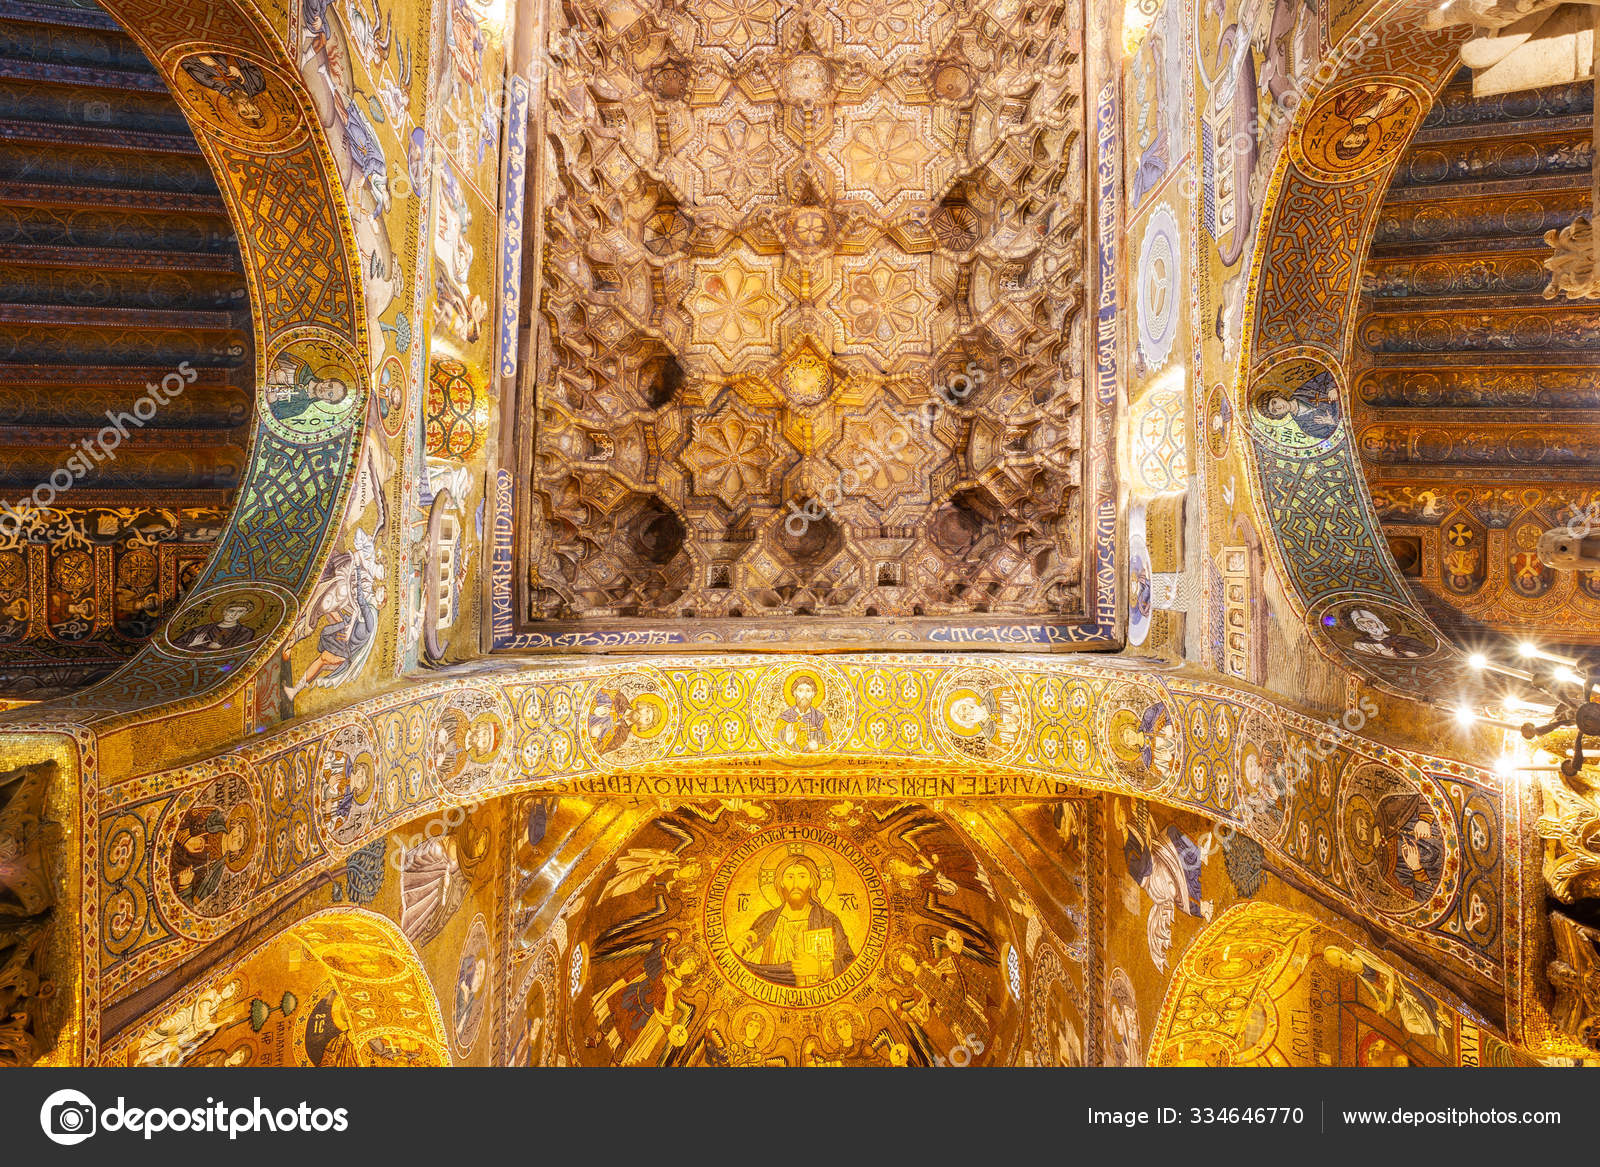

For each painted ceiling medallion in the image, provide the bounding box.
[783,206,837,255]
[780,347,836,406]
[780,52,836,105]
[931,59,975,101]
[1136,203,1180,372]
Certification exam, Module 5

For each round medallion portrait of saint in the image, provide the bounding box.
[579,668,676,769]
[258,332,366,447]
[426,688,511,795]
[704,827,889,1008]
[1027,944,1085,1066]
[511,968,553,1067]
[1095,680,1183,793]
[159,582,295,659]
[452,915,491,1057]
[1104,966,1143,1067]
[1337,761,1459,920]
[1307,596,1443,666]
[155,768,266,934]
[378,353,409,439]
[166,49,307,153]
[315,720,382,851]
[931,663,1031,764]
[1293,81,1423,183]
[1235,707,1291,846]
[1248,351,1345,454]
[752,661,856,763]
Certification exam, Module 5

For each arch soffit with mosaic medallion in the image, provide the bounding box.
[80,654,1512,1061]
[0,0,370,733]
[1232,0,1483,699]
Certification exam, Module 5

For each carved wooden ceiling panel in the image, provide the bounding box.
[1353,68,1600,648]
[518,0,1093,642]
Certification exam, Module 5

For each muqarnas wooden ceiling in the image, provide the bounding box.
[514,0,1098,647]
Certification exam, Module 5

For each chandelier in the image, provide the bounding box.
[1457,644,1597,778]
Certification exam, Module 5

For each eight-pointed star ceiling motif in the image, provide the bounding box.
[526,0,1092,633]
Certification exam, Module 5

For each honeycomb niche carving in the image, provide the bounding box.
[517,0,1097,646]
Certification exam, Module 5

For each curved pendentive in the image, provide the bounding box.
[105,909,447,1067]
[1147,902,1530,1066]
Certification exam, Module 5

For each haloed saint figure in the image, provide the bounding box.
[175,599,259,652]
[737,855,854,988]
[266,353,350,424]
[777,675,829,751]
[180,53,270,126]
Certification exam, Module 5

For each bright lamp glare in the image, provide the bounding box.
[1555,667,1584,686]
[1454,707,1476,727]
[1492,756,1515,777]
[1468,653,1489,670]
[1518,641,1539,658]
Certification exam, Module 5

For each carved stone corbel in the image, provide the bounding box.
[0,917,53,1066]
[1536,773,1600,902]
[1427,0,1600,298]
[0,762,56,919]
[1424,0,1582,34]
[0,762,59,1066]
[1548,909,1600,1050]
[1542,217,1600,301]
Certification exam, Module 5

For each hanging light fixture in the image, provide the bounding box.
[1451,641,1598,778]
[1512,652,1600,777]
